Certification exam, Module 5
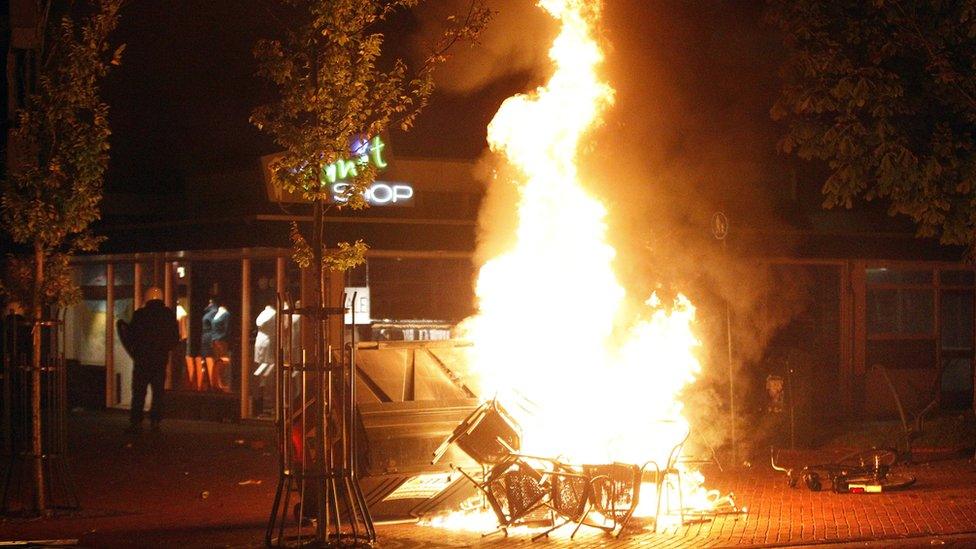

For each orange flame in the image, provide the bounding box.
[445,0,711,530]
[467,0,702,466]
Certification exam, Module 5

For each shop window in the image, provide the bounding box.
[941,290,974,350]
[866,268,932,285]
[866,289,934,335]
[940,290,974,408]
[247,259,278,418]
[866,339,936,370]
[940,270,975,286]
[941,357,974,404]
[369,258,475,323]
[65,264,107,365]
[113,264,136,407]
[865,266,938,375]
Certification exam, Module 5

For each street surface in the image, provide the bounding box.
[1,412,975,548]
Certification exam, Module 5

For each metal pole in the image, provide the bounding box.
[711,212,735,466]
[164,262,174,390]
[312,199,327,543]
[105,264,116,408]
[240,257,251,419]
[343,292,359,478]
[723,248,736,466]
[133,263,143,310]
[788,359,795,450]
[2,310,10,459]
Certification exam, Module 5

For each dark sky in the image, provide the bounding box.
[101,0,784,201]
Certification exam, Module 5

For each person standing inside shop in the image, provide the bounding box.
[125,287,180,434]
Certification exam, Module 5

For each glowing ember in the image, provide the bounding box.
[444,0,714,532]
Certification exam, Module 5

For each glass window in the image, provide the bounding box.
[368,258,475,323]
[113,263,136,408]
[866,289,934,335]
[866,339,936,370]
[187,260,240,394]
[941,290,974,351]
[64,264,107,365]
[173,261,192,391]
[940,357,973,402]
[940,270,975,286]
[866,268,932,285]
[248,259,278,418]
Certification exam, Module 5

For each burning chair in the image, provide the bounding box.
[457,455,549,537]
[434,398,724,537]
[652,429,689,531]
[434,399,542,536]
[585,462,645,535]
[432,398,521,466]
[531,460,617,540]
[437,400,639,538]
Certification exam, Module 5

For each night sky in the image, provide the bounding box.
[101,0,784,206]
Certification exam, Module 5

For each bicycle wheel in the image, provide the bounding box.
[840,471,916,492]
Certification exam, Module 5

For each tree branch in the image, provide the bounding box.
[892,1,976,114]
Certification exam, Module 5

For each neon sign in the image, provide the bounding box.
[320,135,388,184]
[263,135,414,205]
[332,182,413,206]
[319,135,412,206]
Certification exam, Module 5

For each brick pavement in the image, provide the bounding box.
[0,412,975,548]
[376,451,976,548]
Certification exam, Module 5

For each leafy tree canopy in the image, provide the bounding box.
[768,0,976,255]
[1,0,124,308]
[251,0,490,269]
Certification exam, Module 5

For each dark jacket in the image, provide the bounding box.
[129,300,180,370]
[200,302,217,357]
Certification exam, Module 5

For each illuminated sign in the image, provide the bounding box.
[332,182,413,206]
[320,135,388,184]
[321,135,413,206]
[262,135,415,206]
[344,287,370,325]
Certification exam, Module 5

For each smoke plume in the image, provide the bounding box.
[460,1,810,456]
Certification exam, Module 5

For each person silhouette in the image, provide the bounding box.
[124,287,180,433]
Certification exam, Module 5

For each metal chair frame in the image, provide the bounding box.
[585,461,650,538]
[456,454,549,537]
[531,461,615,541]
[651,428,690,533]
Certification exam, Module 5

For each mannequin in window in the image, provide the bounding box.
[175,300,191,389]
[252,304,276,412]
[290,299,302,362]
[199,298,217,391]
[209,299,231,392]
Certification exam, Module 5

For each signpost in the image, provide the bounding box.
[712,211,736,466]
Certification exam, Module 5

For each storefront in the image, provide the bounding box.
[748,256,975,444]
[60,133,975,423]
[66,247,477,420]
[66,135,482,420]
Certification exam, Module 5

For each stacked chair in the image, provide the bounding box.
[435,399,694,539]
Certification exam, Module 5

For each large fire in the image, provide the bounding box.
[444,0,714,532]
[468,0,702,468]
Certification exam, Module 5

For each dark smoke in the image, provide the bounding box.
[435,1,809,457]
[412,0,555,94]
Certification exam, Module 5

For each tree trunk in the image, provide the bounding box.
[31,242,46,513]
[312,199,327,541]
